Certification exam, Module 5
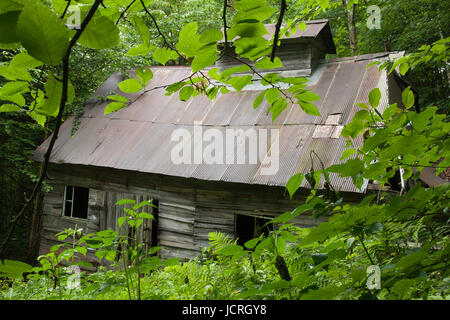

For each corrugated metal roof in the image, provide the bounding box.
[34,53,397,193]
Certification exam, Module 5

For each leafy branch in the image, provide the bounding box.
[0,0,104,260]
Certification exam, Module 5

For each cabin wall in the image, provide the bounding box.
[39,164,347,262]
[39,182,105,268]
[215,42,313,76]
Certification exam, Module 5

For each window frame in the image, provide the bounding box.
[62,185,89,220]
[235,213,274,246]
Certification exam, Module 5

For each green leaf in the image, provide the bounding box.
[300,285,340,300]
[16,1,70,65]
[275,237,286,254]
[136,212,154,219]
[298,101,321,116]
[225,75,252,92]
[107,95,128,103]
[115,199,135,205]
[28,110,46,126]
[219,65,251,79]
[279,77,308,85]
[244,238,260,249]
[136,67,153,86]
[286,173,304,199]
[296,91,321,103]
[78,14,119,49]
[229,22,268,38]
[233,36,271,60]
[9,52,43,69]
[268,98,287,121]
[270,210,298,224]
[216,244,244,256]
[117,216,127,228]
[0,11,21,43]
[191,51,218,72]
[126,43,154,57]
[255,57,283,69]
[265,88,279,104]
[402,87,414,109]
[0,65,31,81]
[356,102,369,110]
[234,0,276,22]
[253,91,265,109]
[396,250,427,269]
[199,29,223,43]
[176,22,201,57]
[0,104,20,112]
[149,247,163,255]
[179,86,194,101]
[131,16,150,47]
[391,279,416,299]
[311,253,328,266]
[0,259,32,279]
[0,1,23,14]
[75,246,87,256]
[83,239,102,249]
[153,47,179,65]
[36,74,75,117]
[0,81,28,96]
[104,102,125,114]
[1,92,25,106]
[118,78,143,93]
[329,158,364,177]
[368,88,381,108]
[365,222,383,234]
[399,62,409,76]
[162,258,179,267]
[206,86,219,100]
[165,81,186,95]
[340,148,356,161]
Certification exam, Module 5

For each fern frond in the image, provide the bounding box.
[208,231,236,251]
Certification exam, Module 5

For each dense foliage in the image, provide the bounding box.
[0,0,448,300]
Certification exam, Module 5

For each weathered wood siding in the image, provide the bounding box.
[216,43,314,76]
[39,183,105,268]
[38,163,349,263]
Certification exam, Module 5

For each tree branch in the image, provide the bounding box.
[0,0,103,260]
[139,0,184,59]
[270,0,287,62]
[116,0,136,25]
[224,53,295,104]
[222,0,228,49]
[60,0,72,19]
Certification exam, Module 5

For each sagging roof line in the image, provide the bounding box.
[78,117,329,128]
[34,52,398,194]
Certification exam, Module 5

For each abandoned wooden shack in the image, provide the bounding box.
[33,20,415,264]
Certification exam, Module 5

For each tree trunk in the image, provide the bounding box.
[347,3,357,56]
[437,9,449,88]
[27,128,48,264]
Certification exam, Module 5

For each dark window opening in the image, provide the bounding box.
[151,199,159,249]
[235,214,273,246]
[386,169,403,192]
[63,185,89,219]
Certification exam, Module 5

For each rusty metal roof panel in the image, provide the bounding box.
[284,62,339,125]
[253,125,312,186]
[34,53,394,194]
[176,94,213,124]
[202,92,245,126]
[317,60,369,124]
